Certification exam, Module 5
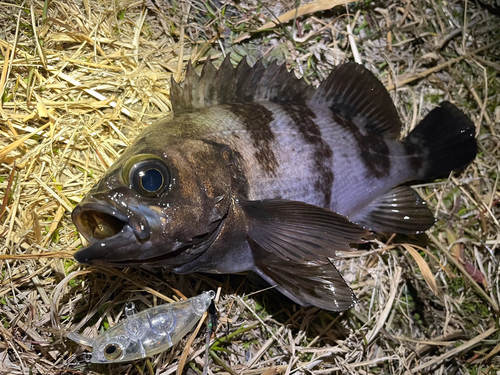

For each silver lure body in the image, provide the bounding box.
[67,291,215,363]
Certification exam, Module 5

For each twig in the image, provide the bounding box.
[48,68,133,118]
[409,327,497,373]
[31,4,47,69]
[429,234,499,312]
[177,311,208,375]
[366,266,401,344]
[234,0,360,43]
[385,40,500,90]
[0,161,16,220]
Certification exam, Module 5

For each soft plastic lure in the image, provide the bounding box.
[67,291,215,363]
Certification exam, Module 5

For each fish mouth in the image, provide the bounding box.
[72,201,154,265]
[73,204,130,243]
[72,201,226,267]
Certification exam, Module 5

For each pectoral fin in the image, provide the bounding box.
[252,247,357,311]
[240,199,370,263]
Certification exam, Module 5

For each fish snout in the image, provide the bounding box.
[72,199,156,265]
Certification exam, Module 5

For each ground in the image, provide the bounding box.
[0,0,499,374]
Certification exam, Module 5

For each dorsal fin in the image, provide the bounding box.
[171,57,402,139]
[308,63,402,139]
[170,56,312,114]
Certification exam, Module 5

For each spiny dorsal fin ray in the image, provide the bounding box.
[171,57,402,140]
[171,56,311,114]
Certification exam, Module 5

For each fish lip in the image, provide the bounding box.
[72,201,137,265]
[72,197,153,266]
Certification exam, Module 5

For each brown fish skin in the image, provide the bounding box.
[73,136,235,268]
[73,58,476,311]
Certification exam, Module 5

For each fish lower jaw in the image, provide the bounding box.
[75,218,227,268]
[72,227,200,267]
[72,224,139,265]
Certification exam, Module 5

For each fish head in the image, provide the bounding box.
[72,134,233,268]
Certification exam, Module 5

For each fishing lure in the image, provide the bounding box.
[67,291,215,363]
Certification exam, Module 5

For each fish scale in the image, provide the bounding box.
[72,57,477,311]
[189,102,412,216]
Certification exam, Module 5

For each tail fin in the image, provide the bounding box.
[405,101,477,180]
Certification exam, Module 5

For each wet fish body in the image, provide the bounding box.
[72,58,477,311]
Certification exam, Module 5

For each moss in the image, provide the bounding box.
[425,93,444,105]
[117,9,125,20]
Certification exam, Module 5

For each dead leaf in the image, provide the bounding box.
[234,0,359,43]
[446,229,488,289]
[402,244,439,296]
[463,259,488,288]
[262,368,278,375]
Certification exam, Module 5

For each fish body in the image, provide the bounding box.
[72,58,477,311]
[67,291,215,363]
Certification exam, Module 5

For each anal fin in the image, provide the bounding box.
[350,186,435,234]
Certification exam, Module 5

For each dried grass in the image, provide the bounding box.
[1,0,499,374]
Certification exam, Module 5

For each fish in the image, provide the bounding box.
[72,57,477,311]
[67,291,215,363]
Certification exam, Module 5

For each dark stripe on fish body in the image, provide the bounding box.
[227,103,279,176]
[281,103,334,207]
[331,111,391,179]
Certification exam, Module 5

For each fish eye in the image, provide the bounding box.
[103,343,123,361]
[123,154,171,197]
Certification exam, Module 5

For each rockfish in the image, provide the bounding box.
[72,57,476,311]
